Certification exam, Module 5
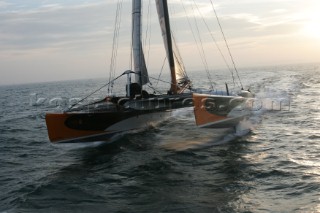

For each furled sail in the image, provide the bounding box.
[155,0,190,94]
[132,0,149,85]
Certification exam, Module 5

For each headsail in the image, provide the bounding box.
[156,0,190,94]
[132,0,149,85]
[172,35,190,90]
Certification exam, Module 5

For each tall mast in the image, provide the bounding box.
[132,0,149,86]
[156,0,178,94]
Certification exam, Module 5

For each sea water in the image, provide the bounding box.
[0,64,320,212]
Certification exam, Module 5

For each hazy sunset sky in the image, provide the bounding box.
[0,0,319,85]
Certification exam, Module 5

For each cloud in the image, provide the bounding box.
[0,1,126,84]
[0,1,10,8]
[0,0,304,55]
[0,0,319,85]
[0,1,120,55]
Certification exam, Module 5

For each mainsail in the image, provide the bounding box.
[132,0,149,85]
[155,0,190,94]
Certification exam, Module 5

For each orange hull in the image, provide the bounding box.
[45,113,106,143]
[192,94,227,127]
[45,109,172,143]
[192,93,249,128]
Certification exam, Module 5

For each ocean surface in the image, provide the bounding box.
[0,64,320,212]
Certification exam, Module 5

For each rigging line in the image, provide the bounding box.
[113,1,123,80]
[147,84,163,95]
[210,0,243,89]
[68,73,125,111]
[155,56,167,88]
[143,0,152,67]
[193,1,236,88]
[134,70,174,87]
[179,1,206,77]
[108,1,120,94]
[108,0,123,94]
[109,1,120,93]
[133,70,187,94]
[167,4,188,80]
[190,0,214,89]
[147,74,175,86]
[180,0,215,90]
[171,33,188,79]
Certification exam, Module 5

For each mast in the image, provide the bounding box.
[156,0,178,94]
[132,0,149,86]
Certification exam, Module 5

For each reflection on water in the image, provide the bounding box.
[26,132,254,212]
[156,107,253,151]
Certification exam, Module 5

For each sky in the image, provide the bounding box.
[0,0,320,85]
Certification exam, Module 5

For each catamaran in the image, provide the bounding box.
[46,0,194,143]
[45,0,252,143]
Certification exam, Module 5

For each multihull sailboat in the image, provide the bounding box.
[46,0,193,143]
[45,0,252,143]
